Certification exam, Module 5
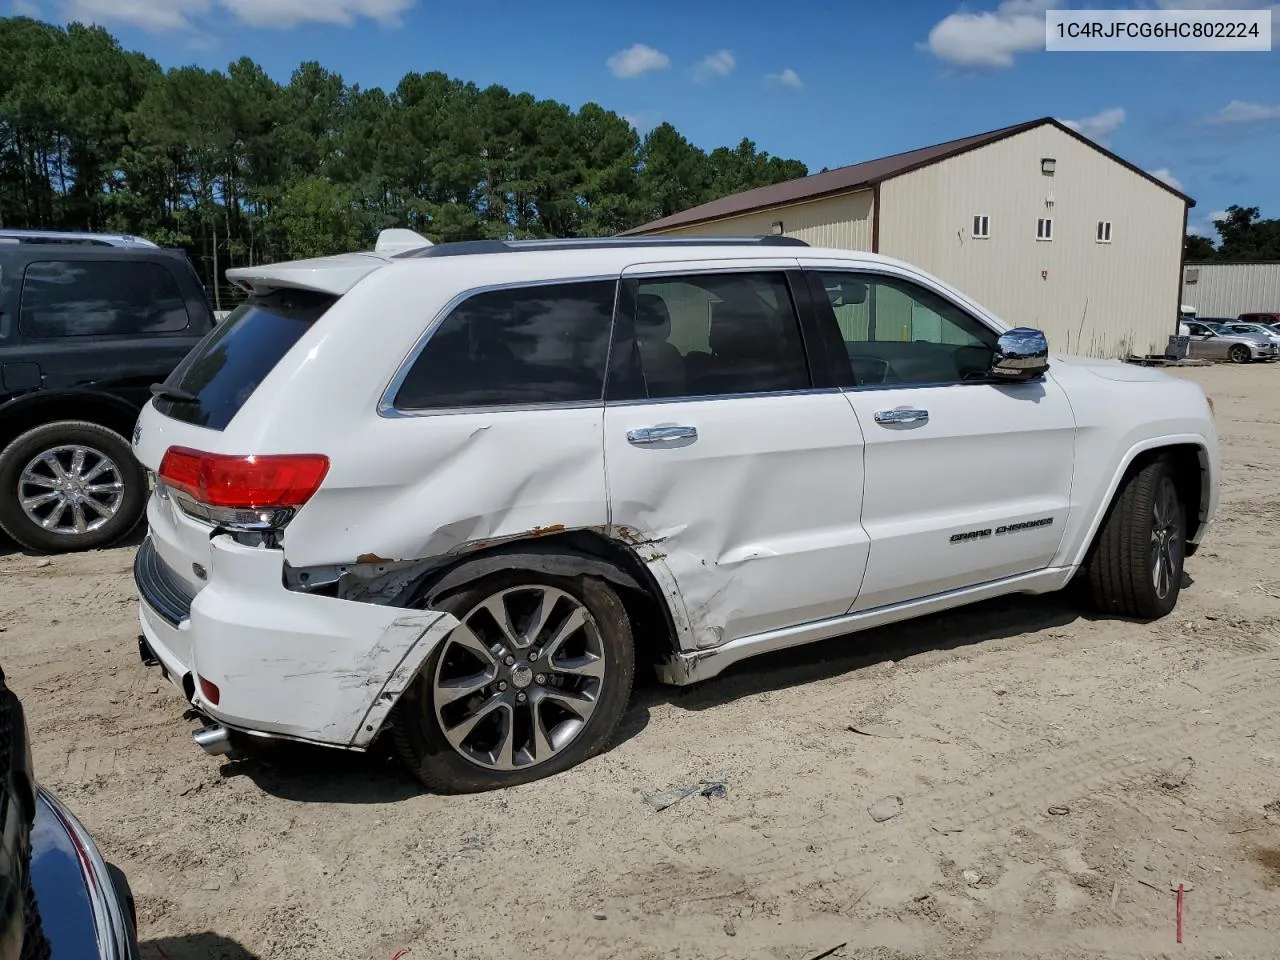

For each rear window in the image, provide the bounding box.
[19,259,189,338]
[153,289,335,430]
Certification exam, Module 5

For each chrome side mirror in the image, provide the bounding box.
[990,327,1049,381]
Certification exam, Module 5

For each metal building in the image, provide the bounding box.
[1181,262,1280,318]
[624,117,1193,359]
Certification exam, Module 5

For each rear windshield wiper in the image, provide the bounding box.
[150,383,199,404]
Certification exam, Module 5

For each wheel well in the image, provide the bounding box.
[0,395,139,452]
[416,530,682,671]
[1111,443,1206,548]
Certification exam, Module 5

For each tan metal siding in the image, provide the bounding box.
[878,126,1186,359]
[1182,262,1280,317]
[644,189,874,251]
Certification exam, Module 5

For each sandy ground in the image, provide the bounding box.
[3,363,1279,960]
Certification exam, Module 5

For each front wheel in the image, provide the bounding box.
[1228,344,1251,363]
[391,570,636,793]
[1084,458,1185,620]
[0,421,147,554]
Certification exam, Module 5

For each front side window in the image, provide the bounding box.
[812,271,997,386]
[622,271,810,400]
[19,260,189,338]
[393,280,617,411]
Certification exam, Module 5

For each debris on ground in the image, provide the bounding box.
[1161,756,1196,790]
[1263,800,1280,819]
[962,869,982,887]
[723,918,737,937]
[849,724,904,739]
[643,780,728,812]
[867,795,904,822]
[1047,805,1070,816]
[804,942,848,960]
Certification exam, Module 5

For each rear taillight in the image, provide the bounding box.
[158,447,329,531]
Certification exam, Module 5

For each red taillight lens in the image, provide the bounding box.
[198,676,221,705]
[158,447,330,509]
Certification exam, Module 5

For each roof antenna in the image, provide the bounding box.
[375,228,433,254]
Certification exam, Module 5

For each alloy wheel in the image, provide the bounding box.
[432,585,607,770]
[1150,475,1183,601]
[17,444,126,537]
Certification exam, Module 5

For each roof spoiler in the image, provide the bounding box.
[375,228,433,255]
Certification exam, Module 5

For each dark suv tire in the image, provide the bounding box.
[1084,457,1185,620]
[392,570,635,793]
[0,421,147,554]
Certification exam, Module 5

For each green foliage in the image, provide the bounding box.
[1214,205,1280,261]
[1184,234,1216,260]
[0,16,809,291]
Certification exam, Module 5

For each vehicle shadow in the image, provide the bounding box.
[142,932,261,960]
[635,591,1091,714]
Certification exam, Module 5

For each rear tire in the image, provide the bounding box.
[1084,457,1185,620]
[391,569,635,793]
[0,421,146,554]
[1228,344,1251,363]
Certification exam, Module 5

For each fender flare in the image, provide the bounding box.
[1062,433,1212,570]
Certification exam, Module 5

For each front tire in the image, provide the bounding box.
[392,570,635,793]
[1084,457,1185,620]
[0,421,146,554]
[1228,344,1251,363]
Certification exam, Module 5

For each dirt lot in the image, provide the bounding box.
[3,363,1279,960]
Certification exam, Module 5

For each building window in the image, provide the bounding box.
[1036,218,1054,241]
[1096,220,1112,243]
[972,215,990,239]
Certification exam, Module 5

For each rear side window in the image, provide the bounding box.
[153,289,335,430]
[392,280,617,411]
[19,260,189,338]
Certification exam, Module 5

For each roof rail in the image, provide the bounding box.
[0,228,158,248]
[393,235,809,259]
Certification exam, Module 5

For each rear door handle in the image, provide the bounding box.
[874,408,929,425]
[627,425,698,445]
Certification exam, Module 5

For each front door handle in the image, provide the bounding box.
[874,408,929,425]
[627,425,698,445]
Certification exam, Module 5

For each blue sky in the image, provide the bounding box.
[13,0,1280,238]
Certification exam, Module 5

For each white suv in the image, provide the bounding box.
[132,233,1219,792]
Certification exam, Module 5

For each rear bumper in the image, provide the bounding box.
[135,534,459,749]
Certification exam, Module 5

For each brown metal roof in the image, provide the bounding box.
[623,117,1194,235]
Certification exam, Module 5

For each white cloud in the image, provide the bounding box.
[13,0,42,16]
[1062,107,1127,144]
[607,43,670,79]
[60,0,414,30]
[764,68,803,89]
[623,112,661,134]
[925,0,1053,68]
[693,49,736,82]
[1206,100,1280,124]
[1147,167,1184,191]
[218,0,414,28]
[1190,208,1230,238]
[62,0,210,30]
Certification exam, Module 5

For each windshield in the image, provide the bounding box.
[152,288,336,430]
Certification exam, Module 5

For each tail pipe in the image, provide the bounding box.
[192,724,234,756]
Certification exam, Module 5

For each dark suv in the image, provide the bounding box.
[0,243,213,552]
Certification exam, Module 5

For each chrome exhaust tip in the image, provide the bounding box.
[192,724,233,756]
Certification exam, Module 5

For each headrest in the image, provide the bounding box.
[636,294,671,339]
[708,303,782,360]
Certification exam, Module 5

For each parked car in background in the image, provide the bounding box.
[1238,311,1280,327]
[133,232,1218,793]
[1218,321,1280,348]
[0,242,214,553]
[1,666,141,960]
[1182,320,1278,363]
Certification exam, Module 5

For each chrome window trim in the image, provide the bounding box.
[377,274,620,419]
[606,386,844,408]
